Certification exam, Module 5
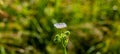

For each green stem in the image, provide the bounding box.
[63,47,67,54]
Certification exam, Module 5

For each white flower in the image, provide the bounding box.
[54,23,67,29]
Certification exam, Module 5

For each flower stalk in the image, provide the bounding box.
[54,23,70,54]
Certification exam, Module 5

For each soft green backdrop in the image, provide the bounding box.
[0,0,120,54]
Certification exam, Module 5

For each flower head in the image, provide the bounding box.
[54,23,67,29]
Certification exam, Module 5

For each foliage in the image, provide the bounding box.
[0,0,120,54]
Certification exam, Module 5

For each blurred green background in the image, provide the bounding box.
[0,0,120,54]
